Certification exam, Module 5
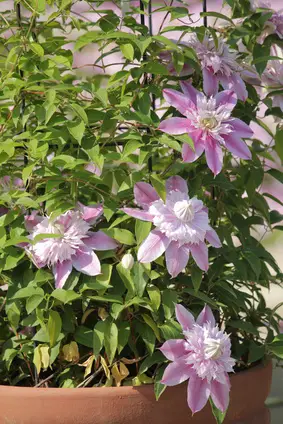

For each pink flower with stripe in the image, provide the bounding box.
[121,176,221,277]
[160,304,235,414]
[23,203,118,288]
[159,81,253,175]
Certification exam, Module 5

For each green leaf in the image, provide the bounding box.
[275,127,283,163]
[104,320,118,365]
[248,341,265,363]
[154,365,167,400]
[22,163,35,184]
[139,351,165,375]
[133,262,149,297]
[227,320,259,335]
[142,62,168,75]
[13,287,44,299]
[117,321,130,354]
[26,294,44,314]
[30,43,44,57]
[103,228,135,245]
[209,398,227,424]
[135,220,152,245]
[253,43,271,74]
[67,120,85,144]
[200,11,234,24]
[147,285,161,312]
[142,313,161,341]
[267,168,283,184]
[70,104,88,124]
[93,321,106,358]
[116,262,135,295]
[51,289,81,304]
[74,326,93,348]
[162,289,178,319]
[243,249,261,280]
[122,140,142,158]
[137,322,155,355]
[191,266,203,292]
[48,311,62,348]
[120,43,134,61]
[150,174,166,201]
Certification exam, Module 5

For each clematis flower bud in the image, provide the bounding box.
[121,253,134,270]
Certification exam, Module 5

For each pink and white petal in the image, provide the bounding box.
[215,90,237,112]
[187,375,211,414]
[175,304,195,331]
[73,248,101,276]
[228,118,253,138]
[166,176,188,194]
[205,228,222,248]
[24,212,43,232]
[231,73,248,102]
[165,242,190,278]
[203,68,218,96]
[224,133,252,160]
[83,231,118,251]
[210,379,230,413]
[163,89,196,115]
[121,207,154,222]
[180,81,199,104]
[205,139,223,176]
[134,182,159,208]
[53,260,73,289]
[161,361,192,386]
[160,339,188,361]
[189,242,209,272]
[138,230,170,263]
[159,117,191,135]
[77,202,103,224]
[182,135,205,163]
[196,305,216,326]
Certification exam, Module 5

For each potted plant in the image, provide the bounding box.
[0,0,282,423]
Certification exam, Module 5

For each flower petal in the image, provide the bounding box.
[73,248,101,276]
[121,207,154,222]
[187,375,211,414]
[166,176,188,194]
[165,242,190,278]
[84,231,118,251]
[53,260,72,289]
[77,202,103,224]
[175,304,195,331]
[159,117,191,135]
[196,305,216,326]
[203,68,218,96]
[189,242,209,271]
[163,88,195,116]
[180,81,199,104]
[205,139,223,176]
[182,135,204,163]
[134,182,159,208]
[231,73,248,102]
[215,90,237,112]
[161,361,192,386]
[224,133,252,160]
[138,230,170,263]
[205,228,222,248]
[24,212,43,232]
[160,339,188,361]
[210,378,230,413]
[228,118,253,138]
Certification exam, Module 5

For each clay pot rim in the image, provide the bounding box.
[0,358,272,394]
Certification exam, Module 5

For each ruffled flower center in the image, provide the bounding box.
[200,116,218,130]
[204,338,223,360]
[173,200,195,222]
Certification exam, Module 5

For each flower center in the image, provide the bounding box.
[200,117,218,130]
[204,338,223,360]
[173,200,195,222]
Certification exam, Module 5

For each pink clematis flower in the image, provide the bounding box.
[84,162,102,176]
[262,46,283,112]
[121,176,221,277]
[187,34,248,101]
[23,204,118,288]
[160,304,235,414]
[0,175,24,216]
[159,81,253,175]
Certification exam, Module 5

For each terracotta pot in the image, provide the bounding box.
[0,361,272,424]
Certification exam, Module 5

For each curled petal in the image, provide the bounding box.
[78,202,103,224]
[159,117,191,135]
[203,68,218,96]
[84,231,118,251]
[205,228,222,248]
[166,176,188,194]
[161,361,192,386]
[205,139,223,176]
[163,88,196,116]
[53,260,72,289]
[187,375,211,414]
[210,378,230,413]
[134,182,159,208]
[189,242,209,272]
[224,133,252,160]
[175,304,195,331]
[73,248,101,276]
[121,208,153,222]
[138,230,170,263]
[165,242,190,278]
[180,81,199,104]
[160,339,188,361]
[196,305,216,327]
